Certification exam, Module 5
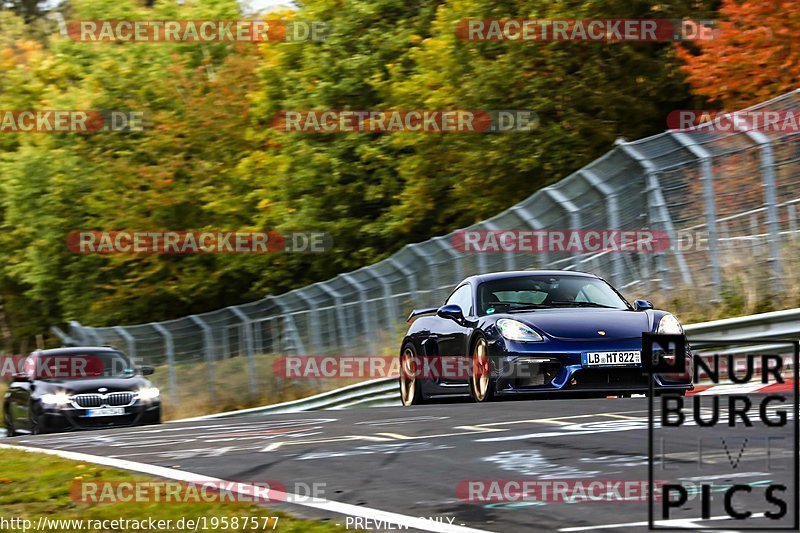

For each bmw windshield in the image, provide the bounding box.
[477,275,630,315]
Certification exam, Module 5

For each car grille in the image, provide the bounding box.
[511,361,562,388]
[72,392,135,408]
[571,368,648,388]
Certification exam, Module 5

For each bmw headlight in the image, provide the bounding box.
[41,392,71,407]
[137,387,160,401]
[497,319,543,342]
[656,314,684,335]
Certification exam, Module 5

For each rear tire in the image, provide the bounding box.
[3,407,16,437]
[470,337,496,402]
[399,343,425,406]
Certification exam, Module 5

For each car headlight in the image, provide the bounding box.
[137,387,160,401]
[41,392,71,407]
[497,319,543,342]
[657,314,684,335]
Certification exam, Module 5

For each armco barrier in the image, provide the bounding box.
[176,378,399,421]
[177,309,800,419]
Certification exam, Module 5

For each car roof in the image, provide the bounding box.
[31,346,125,356]
[462,270,600,285]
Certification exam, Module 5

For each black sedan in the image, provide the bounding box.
[399,270,692,404]
[3,346,161,435]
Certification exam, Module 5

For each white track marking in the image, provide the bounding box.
[559,513,766,531]
[695,382,773,395]
[0,443,494,533]
[355,416,449,425]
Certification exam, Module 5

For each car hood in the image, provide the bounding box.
[36,376,150,394]
[505,309,653,339]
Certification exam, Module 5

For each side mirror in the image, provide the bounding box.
[11,372,29,382]
[437,304,465,323]
[140,365,155,376]
[634,299,653,311]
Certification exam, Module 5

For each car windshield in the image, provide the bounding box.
[25,351,136,380]
[478,275,630,315]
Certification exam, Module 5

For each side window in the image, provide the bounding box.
[576,283,618,306]
[446,285,473,316]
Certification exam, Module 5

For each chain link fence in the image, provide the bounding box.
[55,89,800,406]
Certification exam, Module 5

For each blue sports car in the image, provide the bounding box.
[399,270,692,404]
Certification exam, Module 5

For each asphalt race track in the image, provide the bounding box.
[6,394,798,532]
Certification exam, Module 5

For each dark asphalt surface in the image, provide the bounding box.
[6,393,798,532]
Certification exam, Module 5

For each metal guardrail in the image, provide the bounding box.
[180,308,800,419]
[176,378,399,421]
[684,308,800,341]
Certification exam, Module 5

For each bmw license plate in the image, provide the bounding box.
[85,407,126,417]
[584,351,641,366]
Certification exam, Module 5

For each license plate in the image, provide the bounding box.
[585,351,641,366]
[85,407,126,417]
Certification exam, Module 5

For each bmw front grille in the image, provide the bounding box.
[71,392,136,408]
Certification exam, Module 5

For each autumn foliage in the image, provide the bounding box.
[677,0,800,108]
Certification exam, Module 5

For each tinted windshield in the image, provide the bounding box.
[25,351,136,380]
[478,275,629,315]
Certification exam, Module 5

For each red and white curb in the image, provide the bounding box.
[688,380,795,396]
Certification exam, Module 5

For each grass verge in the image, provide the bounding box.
[0,448,342,533]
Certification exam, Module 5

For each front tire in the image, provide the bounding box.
[399,343,425,406]
[29,411,42,435]
[470,336,496,402]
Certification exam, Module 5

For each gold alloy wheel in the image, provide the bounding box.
[472,338,490,401]
[400,347,417,405]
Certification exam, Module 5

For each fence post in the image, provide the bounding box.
[511,205,549,269]
[407,243,440,305]
[483,220,516,271]
[670,132,721,300]
[87,327,105,346]
[150,322,177,400]
[615,142,667,289]
[740,129,783,292]
[269,295,307,355]
[579,169,624,286]
[294,289,323,354]
[340,273,378,355]
[618,139,694,290]
[67,321,88,345]
[112,326,137,364]
[363,265,398,327]
[316,283,348,353]
[388,256,416,302]
[50,326,77,346]
[228,307,257,397]
[188,315,216,402]
[545,188,581,268]
[433,236,464,288]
